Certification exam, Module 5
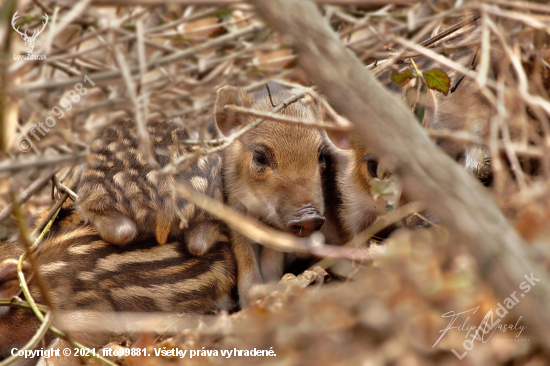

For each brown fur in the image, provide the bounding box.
[0,208,237,365]
[410,21,531,185]
[77,82,329,307]
[215,82,328,305]
[419,50,494,183]
[323,134,395,241]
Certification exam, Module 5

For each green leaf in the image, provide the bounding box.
[390,69,414,88]
[423,68,451,96]
[211,9,233,17]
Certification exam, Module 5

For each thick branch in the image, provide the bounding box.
[251,0,550,348]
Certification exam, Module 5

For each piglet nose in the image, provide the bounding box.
[288,215,325,237]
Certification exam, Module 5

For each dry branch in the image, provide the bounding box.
[0,168,58,224]
[30,167,81,239]
[161,88,311,175]
[251,0,550,349]
[0,152,87,174]
[90,0,417,5]
[16,24,262,92]
[2,2,550,363]
[52,176,78,201]
[224,105,353,131]
[427,129,544,158]
[176,181,376,263]
[314,200,426,270]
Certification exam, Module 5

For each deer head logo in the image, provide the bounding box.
[11,11,48,54]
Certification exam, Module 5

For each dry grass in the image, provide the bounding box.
[1,0,550,365]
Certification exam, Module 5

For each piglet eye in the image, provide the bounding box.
[362,154,378,178]
[367,160,378,178]
[253,151,269,166]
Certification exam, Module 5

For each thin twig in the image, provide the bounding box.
[0,168,59,224]
[17,24,263,92]
[114,45,157,167]
[223,105,353,131]
[313,201,426,270]
[31,166,82,239]
[0,151,87,174]
[161,88,310,175]
[427,129,544,158]
[52,176,78,201]
[175,181,378,263]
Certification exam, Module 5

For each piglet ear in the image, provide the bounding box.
[0,259,31,300]
[325,130,352,150]
[215,85,253,137]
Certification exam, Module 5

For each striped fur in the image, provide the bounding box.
[78,82,331,308]
[76,119,226,254]
[0,208,237,365]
